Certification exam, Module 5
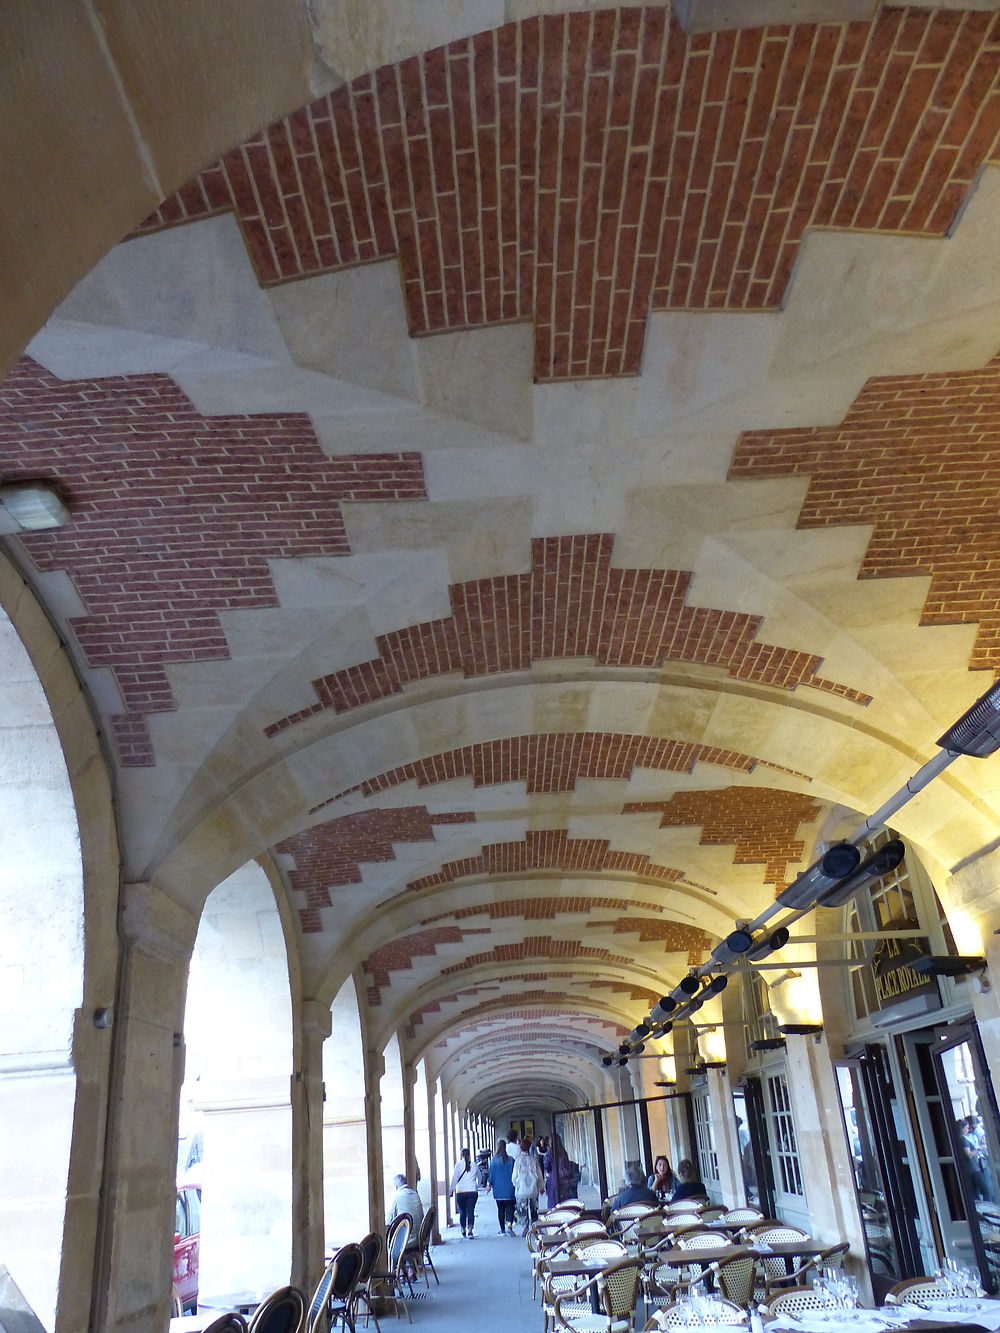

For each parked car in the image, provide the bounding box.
[173,1178,201,1312]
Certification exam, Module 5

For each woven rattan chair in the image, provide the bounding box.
[307,1256,338,1333]
[203,1317,250,1333]
[369,1215,413,1324]
[643,1297,747,1329]
[351,1232,383,1332]
[763,1240,849,1298]
[248,1286,307,1333]
[408,1206,438,1287]
[542,1239,628,1333]
[885,1277,946,1307]
[552,1256,644,1333]
[753,1224,810,1296]
[722,1208,763,1227]
[714,1248,756,1308]
[764,1285,830,1318]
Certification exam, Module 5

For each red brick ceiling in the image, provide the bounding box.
[321,731,808,809]
[0,358,425,766]
[269,533,868,736]
[625,786,822,889]
[732,353,1000,675]
[420,893,683,925]
[137,9,1000,380]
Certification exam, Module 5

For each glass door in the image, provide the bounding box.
[835,1049,922,1287]
[742,1076,776,1218]
[931,1026,1000,1293]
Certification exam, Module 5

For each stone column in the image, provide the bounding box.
[706,1068,746,1208]
[441,1096,452,1228]
[784,1033,871,1302]
[426,1076,441,1242]
[291,999,331,1295]
[947,848,1000,1114]
[364,1048,387,1235]
[402,1060,418,1187]
[92,882,197,1332]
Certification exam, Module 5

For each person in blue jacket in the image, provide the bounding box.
[486,1138,517,1234]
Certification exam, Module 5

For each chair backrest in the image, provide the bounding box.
[171,1287,184,1318]
[357,1231,382,1283]
[598,1258,643,1320]
[818,1241,849,1268]
[666,1200,705,1214]
[387,1215,413,1272]
[715,1250,756,1307]
[567,1218,607,1238]
[204,1317,250,1333]
[765,1285,828,1317]
[305,1263,336,1333]
[543,1207,582,1224]
[330,1242,364,1301]
[248,1286,306,1333]
[723,1208,763,1226]
[613,1203,659,1221]
[756,1225,808,1243]
[677,1229,727,1250]
[570,1238,628,1262]
[665,1216,703,1234]
[560,1199,585,1211]
[653,1298,747,1327]
[417,1206,435,1250]
[886,1277,943,1307]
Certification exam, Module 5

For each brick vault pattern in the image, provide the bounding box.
[420,893,674,925]
[403,828,715,896]
[731,354,1000,675]
[439,931,707,977]
[431,1010,628,1048]
[319,731,809,810]
[276,807,474,933]
[625,787,822,889]
[364,925,493,1005]
[268,534,868,735]
[0,358,426,766]
[136,10,1000,381]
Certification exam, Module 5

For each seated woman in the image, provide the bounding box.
[669,1158,707,1203]
[647,1154,674,1201]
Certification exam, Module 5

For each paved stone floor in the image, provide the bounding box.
[403,1192,538,1332]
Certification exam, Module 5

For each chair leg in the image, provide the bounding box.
[424,1251,439,1286]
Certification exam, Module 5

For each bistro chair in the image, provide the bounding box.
[764,1285,829,1319]
[368,1215,413,1324]
[885,1277,945,1307]
[642,1297,747,1329]
[665,1200,705,1216]
[764,1240,849,1298]
[552,1257,644,1333]
[203,1317,250,1333]
[722,1208,763,1227]
[319,1242,364,1333]
[409,1207,439,1287]
[752,1224,809,1298]
[248,1286,307,1333]
[712,1248,756,1308]
[306,1256,338,1333]
[543,1239,629,1333]
[643,1260,680,1318]
[352,1232,383,1332]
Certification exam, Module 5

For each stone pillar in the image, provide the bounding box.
[365,1048,387,1235]
[784,1033,871,1302]
[441,1096,452,1228]
[947,848,1000,1116]
[291,1000,331,1295]
[707,1068,746,1208]
[426,1076,441,1242]
[92,882,196,1332]
[402,1060,418,1188]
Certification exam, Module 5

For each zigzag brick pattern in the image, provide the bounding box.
[732,354,1000,674]
[363,924,492,1005]
[404,827,714,895]
[420,893,672,925]
[320,730,809,809]
[136,9,1000,381]
[0,358,426,766]
[268,533,868,735]
[625,786,822,888]
[276,806,474,933]
[438,931,705,977]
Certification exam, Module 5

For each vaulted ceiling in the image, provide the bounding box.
[4,2,1000,1113]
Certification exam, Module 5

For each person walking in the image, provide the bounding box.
[513,1135,543,1235]
[450,1146,480,1238]
[487,1138,517,1234]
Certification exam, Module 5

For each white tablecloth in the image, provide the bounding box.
[771,1301,1000,1333]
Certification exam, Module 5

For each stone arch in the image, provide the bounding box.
[323,974,369,1245]
[181,860,296,1302]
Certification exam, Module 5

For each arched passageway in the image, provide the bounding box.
[323,976,369,1247]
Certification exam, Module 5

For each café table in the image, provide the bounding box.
[660,1238,823,1282]
[767,1297,1000,1333]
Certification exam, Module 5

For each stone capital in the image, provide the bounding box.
[300,998,333,1041]
[120,881,198,964]
[366,1049,386,1082]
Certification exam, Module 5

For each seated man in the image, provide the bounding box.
[669,1158,707,1203]
[611,1164,660,1213]
[386,1172,424,1235]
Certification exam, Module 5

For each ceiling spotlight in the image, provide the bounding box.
[618,1042,630,1054]
[677,973,700,997]
[618,1056,629,1066]
[707,974,728,995]
[711,927,755,966]
[816,838,905,908]
[777,842,860,910]
[632,1042,646,1054]
[633,1022,651,1039]
[911,954,987,978]
[938,681,1000,758]
[686,995,704,1013]
[746,926,789,961]
[0,481,70,533]
[602,1055,614,1066]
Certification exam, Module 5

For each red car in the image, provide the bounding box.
[173,1182,201,1311]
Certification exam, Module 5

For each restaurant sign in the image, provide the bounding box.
[870,925,938,1010]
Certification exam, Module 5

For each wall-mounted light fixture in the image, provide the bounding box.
[0,481,70,533]
[911,954,987,978]
[778,1023,823,1036]
[750,1037,786,1052]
